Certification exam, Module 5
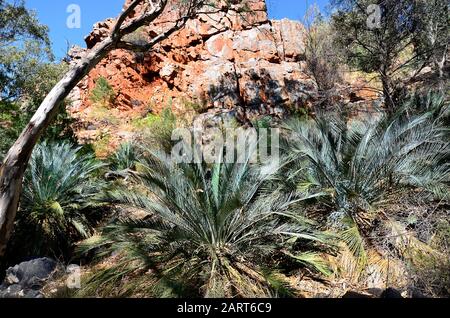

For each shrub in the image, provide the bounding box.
[0,102,28,161]
[281,94,449,263]
[108,142,143,174]
[0,100,75,162]
[401,206,450,297]
[135,107,177,152]
[407,229,450,298]
[9,141,106,259]
[77,148,333,297]
[92,132,112,158]
[89,77,115,106]
[87,104,120,125]
[303,5,342,93]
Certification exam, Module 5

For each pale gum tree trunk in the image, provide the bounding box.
[0,38,115,257]
[0,0,207,258]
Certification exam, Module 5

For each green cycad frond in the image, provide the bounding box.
[284,93,449,224]
[78,147,331,297]
[284,251,333,276]
[109,142,142,172]
[282,93,449,272]
[11,140,106,258]
[340,223,367,269]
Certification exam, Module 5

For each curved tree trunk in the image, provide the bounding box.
[0,0,208,258]
[0,38,115,257]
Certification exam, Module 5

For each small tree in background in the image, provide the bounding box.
[90,77,116,106]
[0,0,51,101]
[0,1,73,161]
[331,0,448,113]
[412,0,449,80]
[304,5,342,93]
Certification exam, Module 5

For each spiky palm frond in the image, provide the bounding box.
[78,147,332,298]
[340,223,367,268]
[282,94,449,265]
[12,140,106,258]
[109,142,142,172]
[284,95,449,227]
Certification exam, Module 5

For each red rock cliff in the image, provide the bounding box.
[66,0,326,154]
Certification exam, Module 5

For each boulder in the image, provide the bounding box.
[380,287,404,298]
[66,0,378,154]
[0,258,57,298]
[342,291,373,298]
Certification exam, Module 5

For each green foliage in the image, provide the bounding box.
[252,116,272,129]
[0,102,29,160]
[89,77,115,106]
[0,0,53,100]
[331,0,448,110]
[0,0,49,43]
[77,148,332,297]
[411,0,449,78]
[182,96,211,114]
[400,216,450,297]
[0,4,72,161]
[9,141,106,259]
[135,106,177,152]
[43,102,76,142]
[121,27,148,46]
[1,0,448,297]
[332,0,416,72]
[132,113,159,128]
[0,1,73,162]
[92,132,112,158]
[86,104,120,126]
[282,94,449,260]
[408,250,450,297]
[109,142,143,172]
[0,97,75,162]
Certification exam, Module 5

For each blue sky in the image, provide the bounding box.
[25,0,329,59]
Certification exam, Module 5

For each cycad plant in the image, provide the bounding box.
[282,94,449,262]
[11,141,105,258]
[78,147,333,298]
[109,142,141,171]
[106,142,143,180]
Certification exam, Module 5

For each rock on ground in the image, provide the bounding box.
[0,258,57,298]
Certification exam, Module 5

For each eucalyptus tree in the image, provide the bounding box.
[0,0,236,257]
[331,0,449,113]
[412,0,449,79]
[0,0,51,100]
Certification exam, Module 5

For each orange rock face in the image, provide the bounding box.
[68,0,378,155]
[69,0,315,118]
[65,0,322,154]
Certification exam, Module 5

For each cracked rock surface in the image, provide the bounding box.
[69,0,314,120]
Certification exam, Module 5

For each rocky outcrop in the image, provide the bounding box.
[68,0,316,120]
[67,0,378,153]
